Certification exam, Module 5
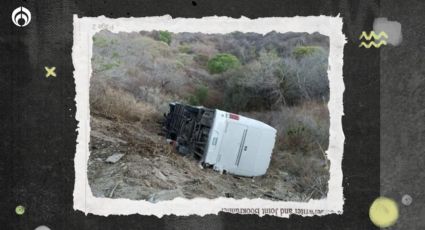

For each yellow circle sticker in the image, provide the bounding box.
[369,197,399,228]
[15,205,25,215]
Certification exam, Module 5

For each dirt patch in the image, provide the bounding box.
[88,115,315,202]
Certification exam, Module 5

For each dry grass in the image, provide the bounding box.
[242,101,329,152]
[279,151,329,200]
[90,80,161,122]
[244,101,330,200]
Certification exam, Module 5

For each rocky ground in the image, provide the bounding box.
[87,115,311,203]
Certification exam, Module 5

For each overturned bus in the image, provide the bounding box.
[163,102,276,177]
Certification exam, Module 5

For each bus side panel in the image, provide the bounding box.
[216,121,248,172]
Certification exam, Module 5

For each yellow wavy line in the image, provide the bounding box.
[359,40,387,48]
[359,31,388,40]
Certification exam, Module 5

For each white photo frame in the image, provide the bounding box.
[72,15,346,217]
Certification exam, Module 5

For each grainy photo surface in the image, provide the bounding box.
[88,30,331,203]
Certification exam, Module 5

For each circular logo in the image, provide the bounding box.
[12,6,31,27]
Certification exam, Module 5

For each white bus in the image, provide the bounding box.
[164,103,276,177]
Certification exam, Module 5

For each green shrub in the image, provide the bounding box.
[194,54,209,67]
[97,58,120,72]
[175,60,184,68]
[112,52,120,59]
[223,80,252,112]
[158,31,172,45]
[93,36,109,48]
[188,85,209,105]
[207,53,240,74]
[292,46,322,59]
[100,62,120,71]
[178,44,192,54]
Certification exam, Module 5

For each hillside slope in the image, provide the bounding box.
[88,30,330,202]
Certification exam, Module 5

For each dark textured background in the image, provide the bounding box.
[380,1,425,230]
[0,0,421,229]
